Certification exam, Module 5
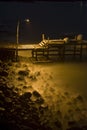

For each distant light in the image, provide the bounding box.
[25,19,30,22]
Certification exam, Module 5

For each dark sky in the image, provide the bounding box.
[0,1,87,43]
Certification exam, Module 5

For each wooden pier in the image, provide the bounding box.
[0,41,87,62]
[32,41,87,61]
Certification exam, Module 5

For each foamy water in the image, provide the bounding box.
[11,61,87,130]
[1,60,86,130]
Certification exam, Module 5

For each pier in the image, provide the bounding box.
[0,41,87,62]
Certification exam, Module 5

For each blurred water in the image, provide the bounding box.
[38,62,87,100]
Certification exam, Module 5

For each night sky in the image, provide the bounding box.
[0,1,87,43]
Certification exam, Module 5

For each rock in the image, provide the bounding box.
[67,126,82,130]
[0,60,2,65]
[22,121,40,130]
[22,64,28,68]
[0,107,5,111]
[56,110,62,119]
[19,125,33,130]
[73,95,84,104]
[5,97,12,103]
[7,61,13,66]
[20,92,32,101]
[3,88,12,97]
[0,70,8,77]
[15,62,21,68]
[34,71,40,77]
[29,74,37,81]
[0,90,4,95]
[33,91,41,98]
[0,120,18,130]
[18,70,29,76]
[68,121,78,127]
[23,86,28,89]
[40,103,48,109]
[17,75,25,81]
[76,95,84,102]
[40,125,52,130]
[0,85,7,94]
[31,91,42,102]
[39,105,48,114]
[0,93,5,103]
[82,125,87,130]
[54,120,62,128]
[35,97,44,105]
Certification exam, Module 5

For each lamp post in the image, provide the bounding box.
[16,20,19,61]
[16,19,30,61]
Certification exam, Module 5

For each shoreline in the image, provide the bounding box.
[0,60,87,130]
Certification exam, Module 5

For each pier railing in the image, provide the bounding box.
[32,41,87,61]
[0,41,87,61]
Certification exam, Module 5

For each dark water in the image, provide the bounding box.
[0,1,87,44]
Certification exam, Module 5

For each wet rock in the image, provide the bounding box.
[0,61,46,130]
[64,92,70,97]
[18,70,29,76]
[22,64,28,68]
[67,126,82,130]
[82,125,87,130]
[73,95,84,104]
[0,84,7,93]
[29,74,37,81]
[0,77,8,86]
[5,97,12,103]
[0,93,5,103]
[54,120,62,128]
[7,61,13,66]
[19,125,33,130]
[0,120,18,130]
[39,104,48,114]
[56,110,62,119]
[40,125,52,130]
[0,60,2,65]
[15,62,21,68]
[31,91,44,104]
[0,107,5,111]
[40,103,48,109]
[14,87,19,92]
[68,121,78,127]
[20,92,32,101]
[35,97,44,105]
[22,120,40,130]
[0,62,7,69]
[34,71,40,77]
[0,90,4,96]
[23,86,28,89]
[3,88,13,97]
[33,91,41,98]
[17,75,25,81]
[76,95,84,102]
[0,70,8,77]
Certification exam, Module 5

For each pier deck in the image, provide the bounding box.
[0,42,87,62]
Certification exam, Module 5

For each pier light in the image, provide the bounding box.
[24,19,30,22]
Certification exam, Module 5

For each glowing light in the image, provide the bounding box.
[25,19,30,22]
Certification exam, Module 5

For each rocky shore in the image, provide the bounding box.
[0,60,87,130]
